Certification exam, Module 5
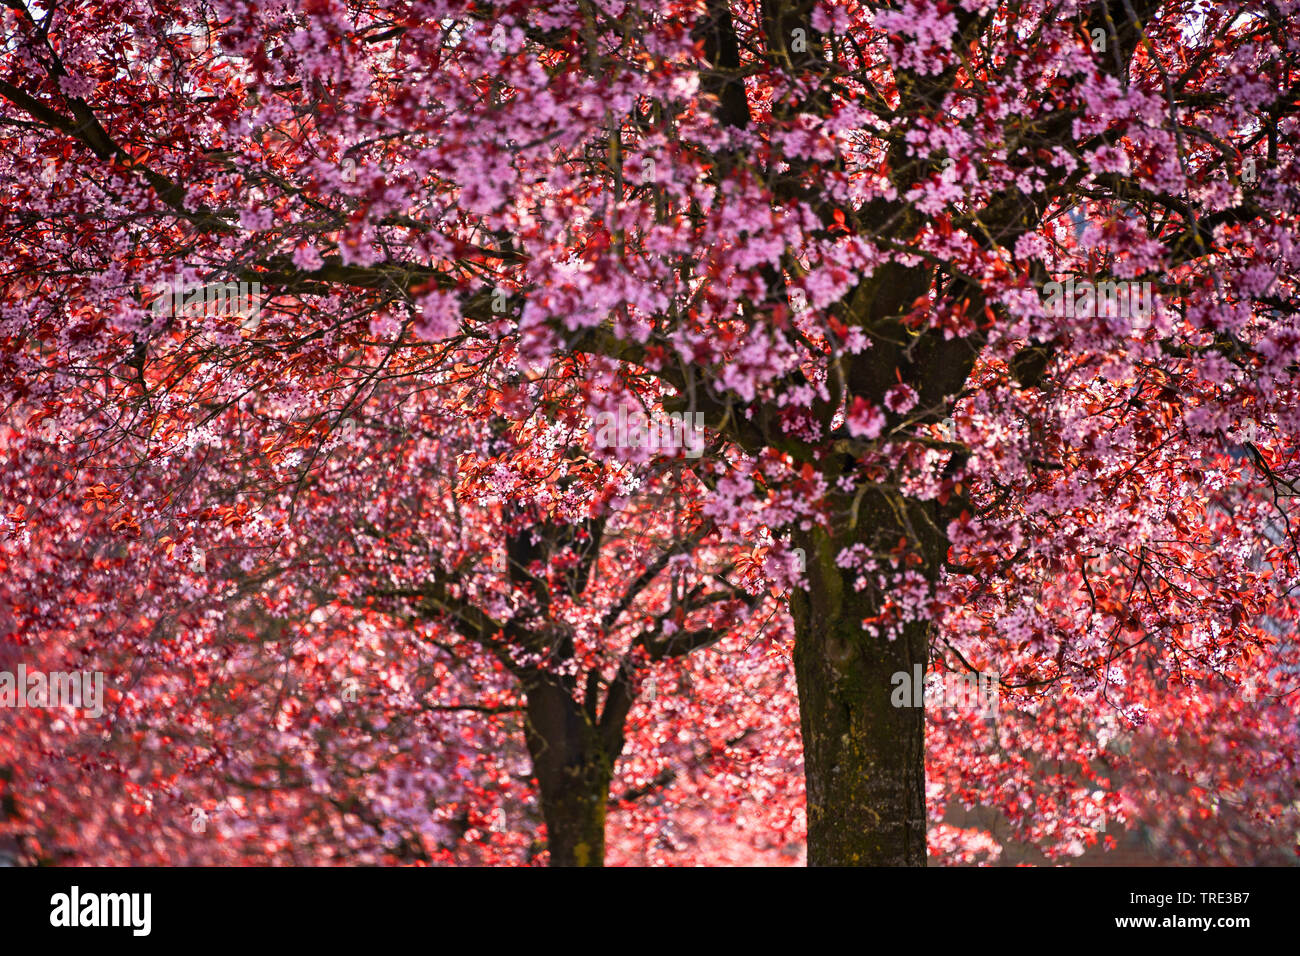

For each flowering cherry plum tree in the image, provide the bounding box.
[1,0,1298,865]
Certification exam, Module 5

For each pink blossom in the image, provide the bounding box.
[415,289,462,341]
[846,397,887,439]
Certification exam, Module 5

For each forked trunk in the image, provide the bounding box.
[522,677,616,867]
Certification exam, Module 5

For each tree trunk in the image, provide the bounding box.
[792,495,944,866]
[522,676,616,867]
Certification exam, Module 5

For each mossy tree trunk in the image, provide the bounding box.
[791,491,949,866]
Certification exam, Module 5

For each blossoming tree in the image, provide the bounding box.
[2,0,1298,865]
